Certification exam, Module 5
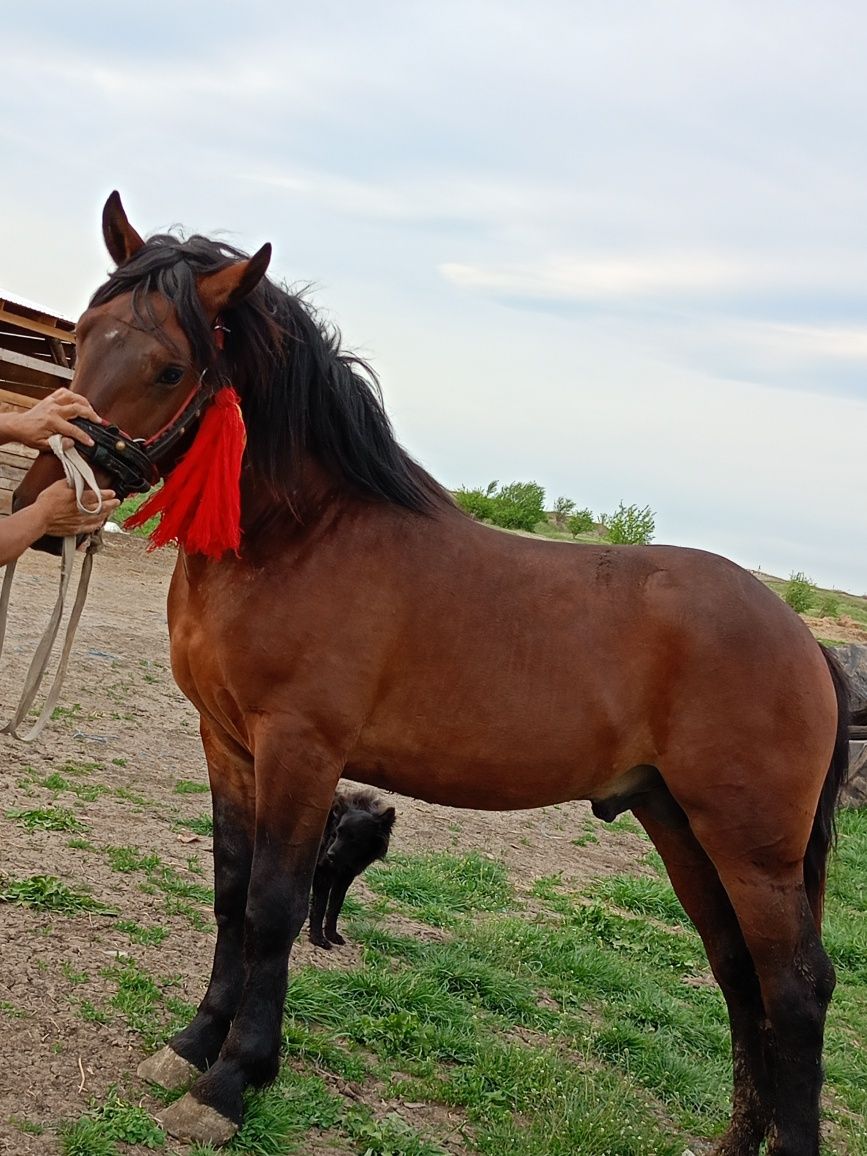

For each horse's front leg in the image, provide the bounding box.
[139,720,254,1090]
[157,732,342,1145]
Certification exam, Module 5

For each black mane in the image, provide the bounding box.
[90,233,450,515]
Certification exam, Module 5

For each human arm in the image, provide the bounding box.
[0,389,104,451]
[0,481,119,567]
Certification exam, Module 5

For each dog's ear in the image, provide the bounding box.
[380,806,396,832]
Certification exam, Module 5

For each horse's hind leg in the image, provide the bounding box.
[139,722,254,1091]
[686,809,835,1156]
[632,800,772,1156]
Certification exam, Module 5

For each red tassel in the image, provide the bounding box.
[124,387,246,558]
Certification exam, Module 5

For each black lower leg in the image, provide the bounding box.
[764,926,835,1156]
[324,871,353,945]
[171,793,253,1070]
[308,867,333,948]
[188,835,322,1124]
[712,948,774,1155]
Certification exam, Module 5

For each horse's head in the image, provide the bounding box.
[14,192,271,551]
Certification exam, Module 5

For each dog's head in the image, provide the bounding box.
[324,804,396,872]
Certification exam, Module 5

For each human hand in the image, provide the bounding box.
[8,389,105,451]
[34,480,120,537]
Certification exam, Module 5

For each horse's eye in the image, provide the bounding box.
[157,366,185,386]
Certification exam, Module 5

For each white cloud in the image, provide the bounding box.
[439,253,753,301]
[2,0,867,591]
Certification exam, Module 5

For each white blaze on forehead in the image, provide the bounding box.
[104,328,121,341]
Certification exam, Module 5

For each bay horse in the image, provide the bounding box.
[15,193,848,1155]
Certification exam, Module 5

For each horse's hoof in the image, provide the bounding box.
[156,1093,238,1146]
[137,1045,201,1090]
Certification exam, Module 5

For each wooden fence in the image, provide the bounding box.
[0,293,75,513]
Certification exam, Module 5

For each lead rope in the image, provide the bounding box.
[0,437,104,743]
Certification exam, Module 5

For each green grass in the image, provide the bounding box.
[105,845,162,874]
[9,1116,44,1135]
[0,999,28,1018]
[61,962,88,985]
[67,837,98,852]
[0,874,109,914]
[51,812,867,1156]
[101,844,212,930]
[6,805,85,833]
[114,489,160,537]
[102,958,192,1051]
[113,786,151,807]
[61,760,102,776]
[38,771,109,802]
[175,814,214,837]
[115,918,169,946]
[366,852,513,927]
[78,999,111,1025]
[62,1088,165,1154]
[174,779,210,795]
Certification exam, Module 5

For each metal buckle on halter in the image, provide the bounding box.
[70,418,157,500]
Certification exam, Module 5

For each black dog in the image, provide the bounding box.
[308,788,396,949]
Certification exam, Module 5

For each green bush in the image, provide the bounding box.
[818,594,841,619]
[552,496,576,528]
[567,508,595,537]
[606,502,655,545]
[456,481,546,532]
[454,482,497,521]
[783,572,815,614]
[489,482,546,531]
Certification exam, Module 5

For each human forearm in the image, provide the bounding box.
[0,412,25,447]
[0,503,50,566]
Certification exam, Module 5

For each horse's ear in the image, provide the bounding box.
[102,191,145,266]
[197,244,272,318]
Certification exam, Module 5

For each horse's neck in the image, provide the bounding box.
[238,455,345,542]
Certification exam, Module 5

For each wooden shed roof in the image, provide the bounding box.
[0,290,75,398]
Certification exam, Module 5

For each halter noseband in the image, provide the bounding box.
[68,321,227,500]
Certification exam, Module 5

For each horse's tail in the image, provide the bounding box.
[804,644,850,925]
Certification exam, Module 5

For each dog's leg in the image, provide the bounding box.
[324,870,355,945]
[308,866,334,949]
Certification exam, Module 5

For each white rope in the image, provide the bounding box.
[0,438,103,743]
[48,434,104,517]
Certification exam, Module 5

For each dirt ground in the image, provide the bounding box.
[803,614,867,644]
[0,535,647,1154]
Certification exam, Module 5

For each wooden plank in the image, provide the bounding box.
[0,387,38,412]
[0,347,72,394]
[0,347,73,380]
[0,490,12,515]
[0,437,39,454]
[0,460,35,483]
[48,338,70,368]
[0,445,38,465]
[0,332,58,360]
[0,304,76,342]
[0,378,56,401]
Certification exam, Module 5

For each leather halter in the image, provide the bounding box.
[69,320,226,500]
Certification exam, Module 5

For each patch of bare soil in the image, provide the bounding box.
[0,536,646,1154]
[804,614,867,645]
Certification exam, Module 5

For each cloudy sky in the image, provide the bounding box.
[3,1,866,590]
